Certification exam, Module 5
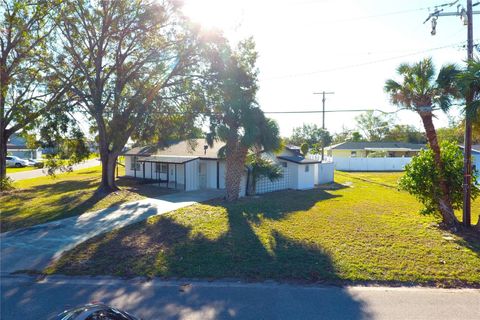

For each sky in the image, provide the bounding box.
[182,0,479,137]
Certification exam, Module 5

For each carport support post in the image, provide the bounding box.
[142,162,145,180]
[134,157,137,178]
[184,164,186,191]
[175,164,177,190]
[167,163,170,188]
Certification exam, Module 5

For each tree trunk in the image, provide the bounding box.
[225,141,248,202]
[420,113,459,227]
[0,131,7,184]
[98,150,119,194]
[246,169,257,196]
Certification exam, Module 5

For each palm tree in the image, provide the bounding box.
[456,58,480,229]
[246,153,283,196]
[206,38,281,201]
[385,58,460,227]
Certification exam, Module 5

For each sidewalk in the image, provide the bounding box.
[1,275,479,320]
[6,159,101,181]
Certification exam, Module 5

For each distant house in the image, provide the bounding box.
[7,134,42,159]
[326,141,426,171]
[122,139,334,195]
[460,144,480,173]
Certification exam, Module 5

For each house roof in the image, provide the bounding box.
[277,155,322,164]
[123,139,225,159]
[327,141,426,151]
[136,155,198,164]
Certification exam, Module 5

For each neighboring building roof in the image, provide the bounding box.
[277,155,322,164]
[284,145,302,156]
[459,145,480,154]
[7,144,31,151]
[327,141,426,151]
[123,139,225,159]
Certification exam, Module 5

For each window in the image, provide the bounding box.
[130,157,140,170]
[281,162,287,168]
[351,151,357,157]
[305,165,309,172]
[155,163,168,173]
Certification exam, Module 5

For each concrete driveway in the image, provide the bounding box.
[0,189,224,273]
[7,159,101,181]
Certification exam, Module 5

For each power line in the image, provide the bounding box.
[263,40,476,81]
[263,109,397,114]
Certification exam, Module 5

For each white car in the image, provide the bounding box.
[6,156,29,168]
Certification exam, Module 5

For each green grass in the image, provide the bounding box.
[6,166,37,173]
[0,166,173,233]
[47,171,480,287]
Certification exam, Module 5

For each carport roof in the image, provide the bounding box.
[136,155,198,164]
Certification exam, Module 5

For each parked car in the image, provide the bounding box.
[5,156,29,168]
[27,158,44,167]
[51,303,140,320]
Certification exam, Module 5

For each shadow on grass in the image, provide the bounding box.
[0,176,174,233]
[48,189,372,318]
[455,229,480,258]
[51,189,342,281]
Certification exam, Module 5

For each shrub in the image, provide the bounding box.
[399,141,479,216]
[0,176,15,191]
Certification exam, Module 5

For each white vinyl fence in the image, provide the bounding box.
[333,157,412,171]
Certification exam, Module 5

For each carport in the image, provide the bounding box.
[134,155,199,191]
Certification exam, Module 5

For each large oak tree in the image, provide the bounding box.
[53,0,206,193]
[0,0,64,187]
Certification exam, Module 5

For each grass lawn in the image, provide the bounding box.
[47,171,480,287]
[6,166,37,174]
[0,166,173,233]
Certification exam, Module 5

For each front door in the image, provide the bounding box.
[199,162,207,189]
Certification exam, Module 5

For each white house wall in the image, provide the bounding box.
[219,161,226,189]
[317,162,335,184]
[185,159,199,191]
[297,164,315,190]
[202,160,218,189]
[288,162,299,189]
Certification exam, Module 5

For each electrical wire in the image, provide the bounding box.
[262,40,478,81]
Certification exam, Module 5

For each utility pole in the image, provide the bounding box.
[463,0,474,227]
[313,91,334,161]
[424,0,478,227]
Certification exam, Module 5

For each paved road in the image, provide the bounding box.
[1,275,479,320]
[0,189,224,273]
[6,159,101,181]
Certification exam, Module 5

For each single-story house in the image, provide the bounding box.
[326,141,426,171]
[460,144,480,173]
[7,134,42,159]
[326,142,426,158]
[473,145,480,172]
[122,139,333,195]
